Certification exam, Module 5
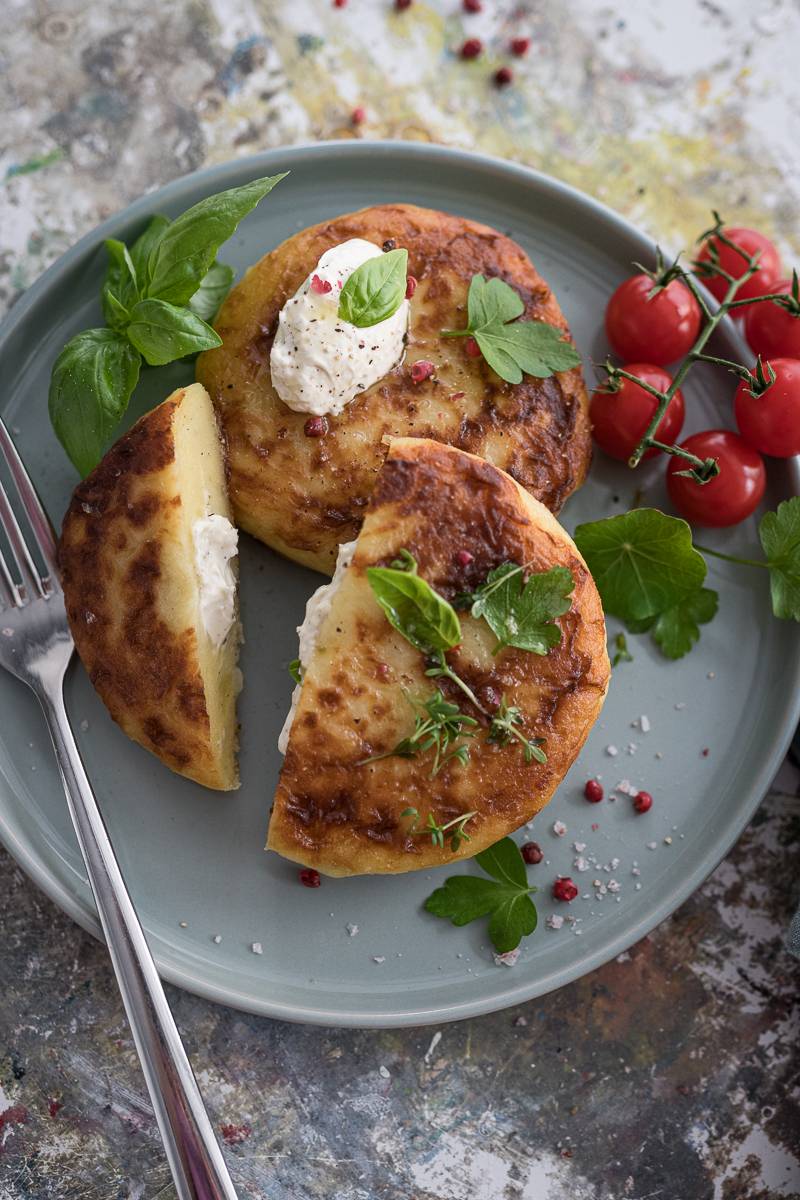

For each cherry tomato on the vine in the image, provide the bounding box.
[666,430,766,528]
[590,364,685,462]
[734,358,800,458]
[695,227,781,314]
[744,280,800,360]
[605,274,701,365]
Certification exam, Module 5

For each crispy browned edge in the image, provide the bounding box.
[197,202,592,574]
[57,389,232,790]
[268,437,610,875]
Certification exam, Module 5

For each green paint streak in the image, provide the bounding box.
[5,149,64,181]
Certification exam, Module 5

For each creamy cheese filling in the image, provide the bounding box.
[269,238,409,417]
[278,539,357,754]
[192,514,238,648]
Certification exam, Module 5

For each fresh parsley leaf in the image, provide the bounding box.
[188,260,236,322]
[442,274,581,385]
[338,248,408,328]
[611,631,633,666]
[147,173,287,305]
[424,837,538,953]
[464,562,573,654]
[759,497,800,621]
[574,508,707,623]
[651,587,718,659]
[48,330,141,477]
[288,658,303,685]
[126,299,222,365]
[367,553,461,655]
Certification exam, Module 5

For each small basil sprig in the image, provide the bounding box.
[366,554,460,655]
[338,248,408,328]
[49,172,287,475]
[442,274,581,384]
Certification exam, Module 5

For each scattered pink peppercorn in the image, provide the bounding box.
[310,274,332,295]
[494,66,514,88]
[395,0,413,8]
[405,274,418,299]
[552,877,579,902]
[465,336,482,357]
[333,0,347,7]
[633,790,653,814]
[584,779,603,803]
[463,0,482,10]
[299,868,321,887]
[304,415,329,437]
[511,36,531,55]
[460,37,483,59]
[521,841,543,865]
[456,549,474,566]
[351,106,366,126]
[411,359,435,383]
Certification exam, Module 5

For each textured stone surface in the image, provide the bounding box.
[1,0,800,1197]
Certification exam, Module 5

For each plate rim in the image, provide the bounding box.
[1,138,799,1027]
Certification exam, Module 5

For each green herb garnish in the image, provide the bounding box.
[441,274,581,384]
[361,689,477,777]
[424,837,538,953]
[461,561,574,655]
[487,698,547,763]
[402,806,478,852]
[337,247,408,328]
[610,632,633,666]
[366,558,460,656]
[288,658,303,685]
[49,173,287,475]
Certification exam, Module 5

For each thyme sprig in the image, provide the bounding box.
[401,806,478,852]
[486,699,547,764]
[359,689,478,777]
[602,212,798,481]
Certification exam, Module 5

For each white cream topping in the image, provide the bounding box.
[278,539,357,754]
[269,238,409,417]
[192,514,238,648]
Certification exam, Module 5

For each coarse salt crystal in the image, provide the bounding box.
[631,867,641,876]
[552,820,567,837]
[605,744,619,757]
[636,715,651,733]
[546,915,564,930]
[494,948,520,967]
[212,934,222,944]
[646,841,657,851]
[607,880,621,893]
[675,702,686,710]
[573,841,586,852]
[626,742,638,755]
[574,856,590,872]
[373,955,386,964]
[346,923,359,937]
[251,942,263,955]
[615,779,638,797]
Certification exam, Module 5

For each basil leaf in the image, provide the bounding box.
[338,248,408,328]
[574,508,707,624]
[467,562,573,654]
[127,299,222,366]
[651,587,719,659]
[147,173,287,305]
[759,497,800,621]
[101,284,131,331]
[48,329,141,476]
[424,837,537,953]
[104,238,139,308]
[367,557,461,655]
[129,214,171,291]
[188,261,236,321]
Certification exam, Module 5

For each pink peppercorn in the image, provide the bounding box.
[395,0,412,8]
[460,37,483,59]
[511,36,531,56]
[633,791,653,814]
[333,0,346,7]
[456,549,474,566]
[405,275,418,299]
[463,0,482,10]
[299,868,321,888]
[310,274,332,294]
[465,336,482,357]
[304,415,329,437]
[521,841,543,865]
[494,66,514,88]
[351,106,366,126]
[411,360,435,384]
[584,779,603,803]
[552,877,578,902]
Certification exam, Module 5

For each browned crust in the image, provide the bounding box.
[197,202,591,575]
[268,437,609,875]
[57,390,228,789]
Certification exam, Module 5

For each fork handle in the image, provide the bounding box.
[39,689,239,1200]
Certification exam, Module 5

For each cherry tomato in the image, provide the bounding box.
[695,227,781,313]
[666,430,766,528]
[743,280,800,359]
[734,358,800,458]
[605,274,701,365]
[590,364,685,461]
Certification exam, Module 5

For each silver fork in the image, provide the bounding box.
[0,416,239,1200]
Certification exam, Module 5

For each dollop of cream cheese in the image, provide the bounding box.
[192,514,238,648]
[278,539,357,754]
[269,239,409,416]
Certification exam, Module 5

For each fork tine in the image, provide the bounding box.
[0,539,23,607]
[0,416,59,590]
[0,478,48,600]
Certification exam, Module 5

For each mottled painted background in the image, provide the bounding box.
[1,0,799,1197]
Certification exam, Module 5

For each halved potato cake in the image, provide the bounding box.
[269,437,609,876]
[196,202,591,576]
[59,383,242,790]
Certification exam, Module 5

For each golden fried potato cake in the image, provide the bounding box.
[196,203,591,576]
[268,437,609,876]
[58,383,241,790]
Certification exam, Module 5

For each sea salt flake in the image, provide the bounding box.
[631,867,641,877]
[373,955,386,964]
[615,779,638,797]
[494,948,520,967]
[646,841,657,851]
[637,715,651,732]
[607,880,621,893]
[574,856,590,872]
[674,702,686,710]
[346,923,359,937]
[626,742,638,756]
[212,934,222,944]
[573,841,586,853]
[552,820,567,837]
[546,915,564,930]
[251,942,263,955]
[605,744,619,757]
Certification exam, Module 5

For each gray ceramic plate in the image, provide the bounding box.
[1,142,798,1027]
